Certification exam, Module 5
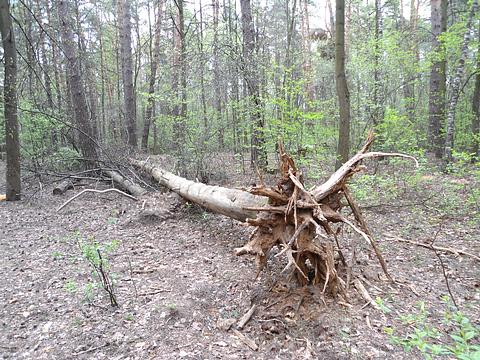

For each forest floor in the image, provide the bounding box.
[0,154,479,359]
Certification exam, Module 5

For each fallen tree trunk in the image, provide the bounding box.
[104,169,147,198]
[52,179,74,195]
[131,132,417,295]
[129,159,267,222]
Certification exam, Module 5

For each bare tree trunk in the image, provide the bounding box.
[428,0,448,158]
[172,0,187,169]
[46,0,62,112]
[35,0,54,110]
[118,0,137,148]
[0,0,21,200]
[403,0,419,125]
[444,0,478,163]
[227,0,240,153]
[131,159,266,221]
[240,0,267,169]
[212,0,224,148]
[142,0,164,151]
[113,16,123,142]
[23,1,35,99]
[470,24,480,160]
[197,0,208,132]
[300,0,313,105]
[94,1,107,142]
[372,0,384,128]
[284,0,297,78]
[57,0,98,164]
[326,0,335,37]
[335,0,351,169]
[74,0,99,142]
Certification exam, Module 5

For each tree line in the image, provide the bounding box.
[1,0,479,200]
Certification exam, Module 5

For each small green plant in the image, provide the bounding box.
[384,299,480,359]
[375,296,392,314]
[72,317,83,327]
[83,282,97,304]
[64,280,77,293]
[221,309,240,319]
[166,303,177,312]
[108,209,120,225]
[72,232,119,307]
[444,151,475,177]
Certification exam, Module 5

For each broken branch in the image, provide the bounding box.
[57,188,138,212]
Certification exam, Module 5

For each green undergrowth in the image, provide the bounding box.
[384,297,480,359]
[347,155,479,222]
[63,231,120,306]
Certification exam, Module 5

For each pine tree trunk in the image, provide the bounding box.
[403,0,419,126]
[471,28,480,159]
[74,0,99,142]
[118,0,137,147]
[212,0,224,148]
[372,0,384,128]
[335,0,351,170]
[94,1,107,142]
[0,0,21,200]
[240,0,267,169]
[142,0,164,151]
[57,0,98,164]
[46,0,62,113]
[300,0,313,105]
[428,0,447,158]
[172,0,187,170]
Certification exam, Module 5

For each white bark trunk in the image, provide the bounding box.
[444,0,478,162]
[130,159,267,222]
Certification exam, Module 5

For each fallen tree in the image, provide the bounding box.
[103,169,147,197]
[131,133,418,296]
[129,159,267,221]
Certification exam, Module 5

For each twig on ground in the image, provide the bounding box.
[122,241,138,300]
[139,288,172,296]
[264,294,292,310]
[433,248,458,309]
[232,329,258,351]
[361,194,435,211]
[343,186,391,281]
[57,188,138,212]
[237,304,257,330]
[72,343,108,356]
[354,278,380,310]
[385,234,480,262]
[95,249,118,307]
[429,223,459,309]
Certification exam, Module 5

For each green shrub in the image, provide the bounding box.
[384,298,480,359]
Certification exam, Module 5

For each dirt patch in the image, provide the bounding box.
[0,159,478,359]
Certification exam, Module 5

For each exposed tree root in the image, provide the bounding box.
[235,132,417,296]
[132,132,417,297]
